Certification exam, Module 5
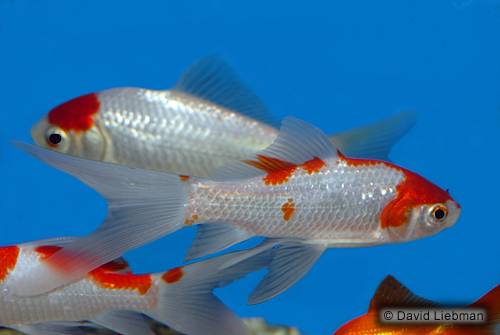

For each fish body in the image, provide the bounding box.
[12,117,460,303]
[0,237,272,335]
[333,275,500,335]
[30,56,418,177]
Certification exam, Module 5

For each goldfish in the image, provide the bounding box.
[333,275,500,335]
[0,236,273,335]
[30,56,418,178]
[11,116,461,302]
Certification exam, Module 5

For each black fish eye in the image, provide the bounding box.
[432,205,448,221]
[49,133,62,144]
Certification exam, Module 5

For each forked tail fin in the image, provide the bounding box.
[11,141,190,296]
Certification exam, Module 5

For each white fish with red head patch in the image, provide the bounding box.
[0,236,272,335]
[11,116,460,302]
[30,56,418,178]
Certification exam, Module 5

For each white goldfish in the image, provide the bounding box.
[30,56,417,177]
[0,236,272,335]
[12,116,461,303]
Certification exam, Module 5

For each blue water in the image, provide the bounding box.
[1,1,499,334]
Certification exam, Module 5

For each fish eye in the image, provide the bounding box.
[49,133,62,144]
[431,205,448,221]
[44,127,66,148]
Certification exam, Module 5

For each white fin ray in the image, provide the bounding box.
[211,116,338,182]
[18,236,76,248]
[151,249,274,335]
[10,141,190,296]
[90,310,155,335]
[247,241,326,305]
[173,56,279,128]
[14,322,87,335]
[184,223,254,262]
[328,110,418,162]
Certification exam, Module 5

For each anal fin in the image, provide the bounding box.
[247,241,326,305]
[90,310,155,335]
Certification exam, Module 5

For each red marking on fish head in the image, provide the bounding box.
[162,266,184,284]
[301,157,326,174]
[0,246,19,282]
[48,93,100,132]
[243,155,297,185]
[281,198,296,222]
[179,175,190,182]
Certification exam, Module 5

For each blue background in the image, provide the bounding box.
[1,1,499,334]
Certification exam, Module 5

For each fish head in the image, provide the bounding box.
[381,169,461,243]
[30,92,107,161]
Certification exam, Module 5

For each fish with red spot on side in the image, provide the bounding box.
[11,116,461,303]
[30,56,418,178]
[333,275,500,335]
[0,236,272,335]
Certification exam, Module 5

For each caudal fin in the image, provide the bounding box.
[149,249,274,335]
[10,141,190,296]
[467,282,500,334]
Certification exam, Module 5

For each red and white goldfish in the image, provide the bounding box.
[30,56,417,177]
[0,236,272,335]
[333,275,500,335]
[12,116,461,302]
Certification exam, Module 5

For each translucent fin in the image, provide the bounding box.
[247,241,326,305]
[173,56,279,128]
[184,223,254,262]
[211,116,338,182]
[91,310,155,335]
[10,141,190,296]
[18,236,76,248]
[151,249,274,335]
[369,275,441,311]
[14,322,86,335]
[328,110,418,162]
[220,238,281,270]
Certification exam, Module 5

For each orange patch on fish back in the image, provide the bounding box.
[0,246,19,282]
[243,155,298,185]
[162,266,184,284]
[48,92,100,131]
[179,175,190,182]
[282,198,296,222]
[301,157,326,174]
[90,268,152,295]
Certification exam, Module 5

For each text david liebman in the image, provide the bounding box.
[380,308,486,324]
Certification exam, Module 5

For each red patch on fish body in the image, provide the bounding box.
[90,268,152,295]
[48,92,100,131]
[179,175,190,182]
[0,246,19,282]
[162,266,184,284]
[301,156,326,174]
[336,150,455,229]
[282,198,296,221]
[35,245,63,261]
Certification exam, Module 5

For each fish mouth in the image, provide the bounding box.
[30,116,48,147]
[444,199,461,229]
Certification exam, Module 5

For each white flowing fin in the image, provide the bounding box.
[18,236,76,248]
[184,223,254,262]
[220,238,282,270]
[149,249,274,335]
[90,310,155,335]
[328,110,418,162]
[10,141,190,296]
[173,56,279,128]
[247,241,326,305]
[211,116,338,182]
[14,322,87,335]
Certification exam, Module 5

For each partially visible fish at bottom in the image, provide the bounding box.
[0,237,273,335]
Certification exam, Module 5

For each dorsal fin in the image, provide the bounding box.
[369,275,442,311]
[173,56,279,127]
[210,116,338,182]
